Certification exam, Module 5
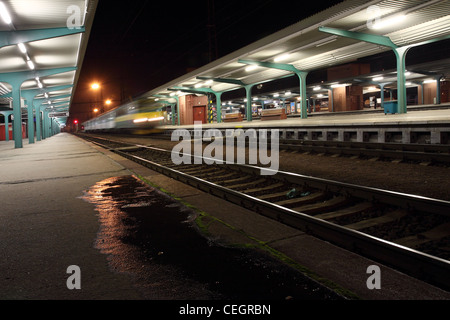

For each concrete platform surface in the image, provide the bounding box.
[0,133,449,300]
[157,108,450,130]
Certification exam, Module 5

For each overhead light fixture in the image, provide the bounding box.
[204,80,213,85]
[285,91,292,96]
[18,43,27,54]
[0,1,12,24]
[27,60,35,70]
[423,79,435,84]
[372,14,406,30]
[245,65,258,72]
[317,94,324,98]
[274,54,290,62]
[313,86,321,91]
[273,93,279,98]
[194,83,203,88]
[373,76,384,82]
[331,83,347,88]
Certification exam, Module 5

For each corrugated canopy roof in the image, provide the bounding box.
[141,0,450,101]
[0,0,97,125]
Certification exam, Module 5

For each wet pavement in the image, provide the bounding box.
[82,175,343,300]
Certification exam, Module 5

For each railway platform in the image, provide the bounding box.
[157,107,450,145]
[0,133,449,301]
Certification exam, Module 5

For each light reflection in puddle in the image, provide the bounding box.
[81,175,343,300]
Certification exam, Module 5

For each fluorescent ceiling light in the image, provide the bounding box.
[27,60,35,70]
[331,83,348,88]
[204,80,213,85]
[285,91,292,96]
[245,65,258,72]
[372,14,406,30]
[0,2,12,24]
[423,79,435,84]
[133,118,148,123]
[274,54,290,62]
[313,86,321,91]
[18,43,27,54]
[373,76,384,81]
[194,83,203,88]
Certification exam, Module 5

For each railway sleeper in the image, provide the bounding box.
[343,209,408,231]
[314,202,375,221]
[292,196,351,215]
[275,191,327,208]
[226,179,267,190]
[242,182,286,195]
[394,223,450,248]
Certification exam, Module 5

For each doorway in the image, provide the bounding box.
[193,105,207,124]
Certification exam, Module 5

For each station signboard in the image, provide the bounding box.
[49,112,69,118]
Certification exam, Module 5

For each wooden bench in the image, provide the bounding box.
[223,113,243,122]
[260,108,287,121]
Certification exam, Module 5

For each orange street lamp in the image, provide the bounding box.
[93,108,99,113]
[105,99,112,105]
[91,83,100,90]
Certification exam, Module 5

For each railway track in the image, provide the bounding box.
[150,131,450,166]
[77,133,450,291]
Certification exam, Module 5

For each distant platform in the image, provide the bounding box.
[157,105,450,131]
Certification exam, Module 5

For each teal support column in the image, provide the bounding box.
[2,87,72,144]
[238,59,309,119]
[0,67,76,148]
[35,104,43,141]
[1,111,13,141]
[154,94,180,126]
[215,91,223,123]
[244,84,254,122]
[297,71,308,118]
[436,76,442,105]
[394,46,410,113]
[26,101,34,143]
[171,86,229,124]
[319,27,411,114]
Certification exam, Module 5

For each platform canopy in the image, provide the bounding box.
[140,0,450,121]
[0,0,97,146]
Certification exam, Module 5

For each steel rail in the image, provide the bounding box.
[111,147,450,292]
[77,134,450,290]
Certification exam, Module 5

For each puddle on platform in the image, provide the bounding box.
[82,175,343,300]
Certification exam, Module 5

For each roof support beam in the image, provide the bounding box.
[319,26,411,114]
[238,60,309,119]
[196,77,260,122]
[170,86,227,123]
[0,67,76,148]
[153,94,180,126]
[0,27,85,49]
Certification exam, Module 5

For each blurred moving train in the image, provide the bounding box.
[83,98,171,134]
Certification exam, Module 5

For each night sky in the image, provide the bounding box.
[71,0,344,122]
